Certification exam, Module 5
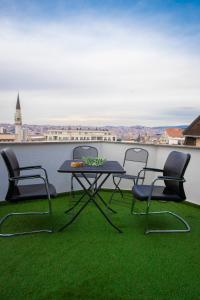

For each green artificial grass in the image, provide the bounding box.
[0,191,200,300]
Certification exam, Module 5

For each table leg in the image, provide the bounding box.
[81,174,117,214]
[75,173,122,233]
[58,172,122,233]
[64,174,101,214]
[65,192,86,214]
[92,198,122,233]
[59,197,91,232]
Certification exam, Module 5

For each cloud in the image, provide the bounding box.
[0,13,200,126]
[163,106,200,121]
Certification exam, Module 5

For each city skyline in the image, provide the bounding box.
[0,1,200,126]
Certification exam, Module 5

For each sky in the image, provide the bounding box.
[0,0,200,127]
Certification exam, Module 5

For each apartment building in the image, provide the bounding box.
[45,128,116,142]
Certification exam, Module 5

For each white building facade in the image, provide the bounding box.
[160,128,185,145]
[45,129,117,142]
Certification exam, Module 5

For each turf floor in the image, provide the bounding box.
[0,191,200,300]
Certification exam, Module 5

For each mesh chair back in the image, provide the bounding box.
[124,148,148,164]
[123,148,149,177]
[124,148,149,163]
[1,148,20,178]
[163,151,191,200]
[73,146,98,159]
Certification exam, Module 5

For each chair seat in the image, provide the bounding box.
[9,183,57,201]
[113,174,141,180]
[132,185,183,202]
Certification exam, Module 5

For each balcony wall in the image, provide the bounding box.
[0,142,199,205]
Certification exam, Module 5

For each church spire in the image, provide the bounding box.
[16,93,21,110]
[14,93,24,142]
[15,93,22,127]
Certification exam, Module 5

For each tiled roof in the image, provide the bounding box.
[183,115,200,136]
[165,128,183,138]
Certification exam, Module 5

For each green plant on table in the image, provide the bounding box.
[82,156,106,166]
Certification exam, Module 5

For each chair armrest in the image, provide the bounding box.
[136,167,163,184]
[9,175,51,198]
[18,165,42,170]
[17,166,49,183]
[9,175,43,181]
[157,176,185,182]
[143,167,164,172]
[145,176,186,201]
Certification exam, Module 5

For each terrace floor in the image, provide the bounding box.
[0,191,200,300]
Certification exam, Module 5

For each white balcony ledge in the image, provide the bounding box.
[0,141,199,205]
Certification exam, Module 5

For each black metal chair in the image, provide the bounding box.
[71,145,98,197]
[0,147,57,237]
[109,148,149,203]
[132,151,191,234]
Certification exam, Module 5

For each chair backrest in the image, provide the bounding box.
[124,148,149,164]
[73,145,98,160]
[124,147,148,170]
[1,148,20,178]
[123,148,149,177]
[163,151,191,200]
[1,148,21,200]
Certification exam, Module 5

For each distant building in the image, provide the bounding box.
[183,115,200,146]
[0,127,6,134]
[151,133,162,144]
[28,134,46,142]
[160,128,184,145]
[45,128,116,142]
[0,134,15,142]
[15,94,23,142]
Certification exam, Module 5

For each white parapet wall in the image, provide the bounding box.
[0,141,199,205]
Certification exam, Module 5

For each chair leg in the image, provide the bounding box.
[111,178,137,207]
[131,199,190,234]
[109,177,123,204]
[0,181,53,237]
[145,199,151,234]
[0,211,52,237]
[131,198,146,215]
[145,210,190,234]
[131,197,136,214]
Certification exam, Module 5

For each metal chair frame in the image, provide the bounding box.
[131,167,190,234]
[71,145,98,197]
[0,149,54,237]
[109,148,149,203]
